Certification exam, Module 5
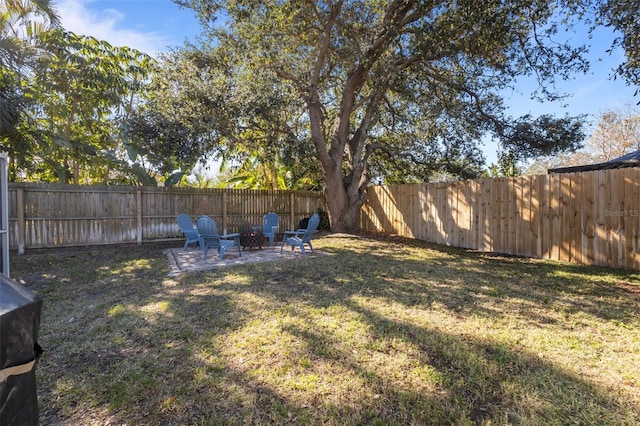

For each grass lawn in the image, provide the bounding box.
[11,233,640,425]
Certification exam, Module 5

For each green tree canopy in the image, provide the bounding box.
[7,29,151,183]
[125,46,324,189]
[0,0,59,141]
[526,105,640,173]
[0,0,60,69]
[598,0,640,90]
[123,47,230,185]
[174,0,594,231]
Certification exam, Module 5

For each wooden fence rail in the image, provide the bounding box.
[8,183,326,253]
[9,169,640,270]
[361,168,640,270]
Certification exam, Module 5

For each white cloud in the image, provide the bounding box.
[55,0,168,53]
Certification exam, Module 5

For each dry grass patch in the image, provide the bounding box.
[11,235,640,425]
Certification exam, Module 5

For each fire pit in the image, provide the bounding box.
[239,233,266,250]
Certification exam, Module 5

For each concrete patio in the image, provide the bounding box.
[164,244,321,275]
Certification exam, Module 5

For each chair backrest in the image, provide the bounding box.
[263,212,279,233]
[177,214,197,234]
[301,213,320,242]
[196,216,222,247]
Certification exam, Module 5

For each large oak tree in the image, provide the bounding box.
[175,0,601,231]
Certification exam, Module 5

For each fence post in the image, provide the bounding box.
[290,192,295,230]
[222,190,228,234]
[16,188,25,254]
[136,189,142,245]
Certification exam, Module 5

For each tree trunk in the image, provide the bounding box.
[73,160,79,185]
[305,33,370,233]
[323,167,364,233]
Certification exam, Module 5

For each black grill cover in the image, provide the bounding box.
[0,275,43,426]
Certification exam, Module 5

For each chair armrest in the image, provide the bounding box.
[264,226,278,234]
[220,232,240,239]
[283,230,305,238]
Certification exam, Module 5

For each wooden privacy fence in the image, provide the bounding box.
[361,168,640,270]
[8,183,325,253]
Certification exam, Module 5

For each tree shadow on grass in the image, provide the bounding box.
[10,237,640,425]
[316,235,640,326]
[180,238,639,424]
[278,302,632,424]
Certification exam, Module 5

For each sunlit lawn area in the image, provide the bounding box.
[11,233,640,425]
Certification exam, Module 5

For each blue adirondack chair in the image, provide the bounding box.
[195,216,241,261]
[280,213,320,255]
[177,214,200,251]
[261,212,279,246]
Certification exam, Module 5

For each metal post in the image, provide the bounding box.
[0,153,9,276]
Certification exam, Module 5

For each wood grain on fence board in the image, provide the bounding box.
[361,169,640,269]
[8,184,325,251]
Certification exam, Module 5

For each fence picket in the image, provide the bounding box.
[8,184,325,250]
[8,170,640,270]
[363,169,640,270]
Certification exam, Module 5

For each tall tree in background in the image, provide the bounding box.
[124,48,229,186]
[176,0,589,231]
[0,0,59,149]
[125,47,324,189]
[526,106,640,174]
[587,106,640,161]
[2,2,155,184]
[0,0,59,70]
[19,30,151,183]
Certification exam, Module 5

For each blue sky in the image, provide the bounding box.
[55,0,638,165]
[55,0,201,53]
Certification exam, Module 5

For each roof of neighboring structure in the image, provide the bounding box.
[547,149,640,174]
